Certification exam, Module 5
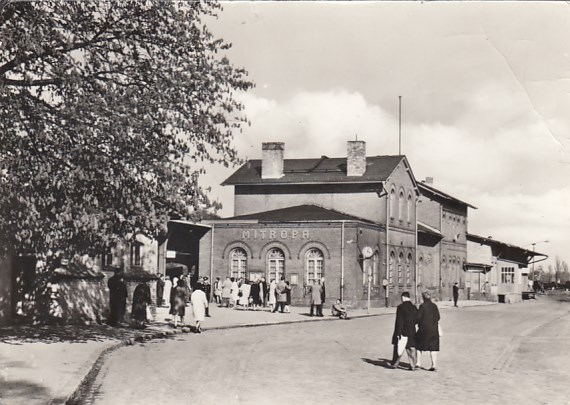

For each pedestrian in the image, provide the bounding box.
[453,282,459,307]
[203,277,212,316]
[416,290,441,371]
[268,279,277,312]
[107,268,127,326]
[274,276,287,313]
[239,279,251,310]
[383,278,389,307]
[169,277,179,317]
[213,277,222,305]
[221,276,232,307]
[191,284,209,333]
[172,279,188,328]
[250,277,262,310]
[131,281,151,329]
[390,291,418,370]
[260,276,268,307]
[320,277,326,314]
[310,279,323,317]
[156,274,165,307]
[162,275,172,308]
[230,277,239,309]
[284,281,292,313]
[331,299,348,319]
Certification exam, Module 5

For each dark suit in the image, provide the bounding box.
[453,284,459,306]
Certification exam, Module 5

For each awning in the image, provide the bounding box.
[463,262,493,273]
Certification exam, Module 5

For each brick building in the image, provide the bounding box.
[416,181,476,301]
[189,140,420,308]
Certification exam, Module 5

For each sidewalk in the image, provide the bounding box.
[0,299,493,404]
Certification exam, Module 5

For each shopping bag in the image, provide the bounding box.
[397,336,408,356]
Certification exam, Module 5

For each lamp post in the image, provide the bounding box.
[530,240,549,281]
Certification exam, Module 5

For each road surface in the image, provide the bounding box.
[84,294,570,405]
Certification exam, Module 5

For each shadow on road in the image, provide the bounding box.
[0,324,138,345]
[361,357,394,369]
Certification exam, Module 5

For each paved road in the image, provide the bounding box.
[85,295,570,405]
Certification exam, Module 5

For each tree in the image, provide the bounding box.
[0,1,253,257]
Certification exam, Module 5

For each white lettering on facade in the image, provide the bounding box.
[240,229,310,240]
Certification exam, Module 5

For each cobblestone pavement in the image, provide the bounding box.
[85,295,570,405]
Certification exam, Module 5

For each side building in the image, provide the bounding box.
[416,180,476,302]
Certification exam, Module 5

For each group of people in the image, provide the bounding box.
[156,274,210,333]
[391,290,441,371]
[214,275,294,313]
[107,268,153,330]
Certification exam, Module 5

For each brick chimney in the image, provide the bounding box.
[261,142,285,179]
[347,140,366,176]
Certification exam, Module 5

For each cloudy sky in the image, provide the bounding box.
[202,2,570,270]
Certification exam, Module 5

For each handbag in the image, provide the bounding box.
[438,324,443,337]
[397,336,408,356]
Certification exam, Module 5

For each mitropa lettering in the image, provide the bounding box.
[242,230,310,240]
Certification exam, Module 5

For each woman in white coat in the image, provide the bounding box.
[191,285,208,333]
[268,279,277,312]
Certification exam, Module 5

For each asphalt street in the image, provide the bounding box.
[84,295,570,405]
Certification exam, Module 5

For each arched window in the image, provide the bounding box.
[267,248,285,281]
[418,256,424,285]
[407,193,413,223]
[306,248,324,285]
[398,252,404,285]
[389,187,397,218]
[230,248,248,279]
[406,253,412,286]
[389,251,395,284]
[398,190,404,220]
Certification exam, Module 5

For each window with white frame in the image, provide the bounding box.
[398,190,404,220]
[407,193,412,223]
[501,267,515,284]
[389,251,395,284]
[406,253,412,286]
[390,188,396,218]
[306,248,324,285]
[230,248,248,279]
[373,252,380,286]
[418,256,423,285]
[267,248,285,281]
[398,252,404,285]
[130,242,142,267]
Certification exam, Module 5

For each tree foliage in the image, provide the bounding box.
[0,1,253,256]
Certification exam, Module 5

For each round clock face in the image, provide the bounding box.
[362,246,373,258]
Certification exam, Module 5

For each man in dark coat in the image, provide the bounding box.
[260,277,268,307]
[390,291,418,370]
[107,268,127,326]
[453,282,459,307]
[156,274,165,307]
[131,281,151,329]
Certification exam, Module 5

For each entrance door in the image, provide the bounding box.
[267,248,285,281]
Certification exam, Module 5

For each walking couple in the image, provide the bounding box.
[390,290,441,372]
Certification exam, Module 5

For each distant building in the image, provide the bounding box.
[465,234,546,303]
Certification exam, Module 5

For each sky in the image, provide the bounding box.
[201,1,570,270]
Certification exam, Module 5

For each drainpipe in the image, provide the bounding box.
[209,224,215,303]
[415,197,419,304]
[341,220,345,302]
[386,188,390,306]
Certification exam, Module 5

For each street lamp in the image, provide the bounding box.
[530,240,549,281]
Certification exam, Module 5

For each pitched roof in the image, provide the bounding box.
[418,182,477,209]
[222,155,404,185]
[220,204,379,225]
